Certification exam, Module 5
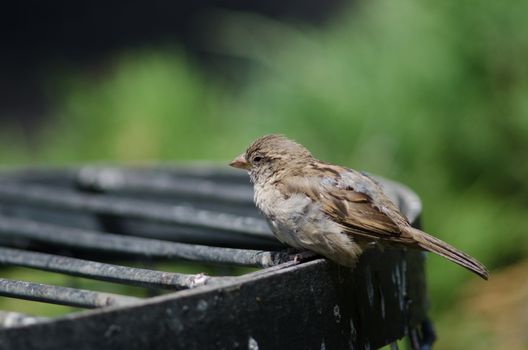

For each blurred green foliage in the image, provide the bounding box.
[0,0,527,347]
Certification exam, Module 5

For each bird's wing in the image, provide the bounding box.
[280,163,414,244]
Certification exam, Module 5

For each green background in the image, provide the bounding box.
[1,0,527,348]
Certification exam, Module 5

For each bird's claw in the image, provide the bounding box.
[288,250,318,264]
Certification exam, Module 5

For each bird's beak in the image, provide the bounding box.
[229,153,251,170]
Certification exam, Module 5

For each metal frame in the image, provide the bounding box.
[0,166,434,349]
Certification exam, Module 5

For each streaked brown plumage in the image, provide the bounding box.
[230,134,489,279]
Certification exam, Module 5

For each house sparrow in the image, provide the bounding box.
[230,134,488,279]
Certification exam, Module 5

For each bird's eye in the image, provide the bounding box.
[253,156,263,163]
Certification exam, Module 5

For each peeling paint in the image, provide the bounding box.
[397,260,408,311]
[197,299,208,312]
[190,273,209,288]
[365,267,374,306]
[400,259,407,293]
[349,318,357,341]
[394,266,401,287]
[379,287,386,319]
[248,336,259,350]
[333,305,341,323]
[104,324,121,338]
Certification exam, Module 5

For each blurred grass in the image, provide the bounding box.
[0,0,527,346]
[40,52,236,163]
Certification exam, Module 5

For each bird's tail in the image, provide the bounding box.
[407,227,489,280]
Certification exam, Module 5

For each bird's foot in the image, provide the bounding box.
[288,250,318,264]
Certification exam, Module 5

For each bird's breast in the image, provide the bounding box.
[253,182,364,266]
[254,184,312,246]
[253,184,339,249]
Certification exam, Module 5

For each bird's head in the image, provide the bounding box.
[229,134,313,184]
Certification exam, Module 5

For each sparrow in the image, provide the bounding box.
[230,134,488,279]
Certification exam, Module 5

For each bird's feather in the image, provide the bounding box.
[232,134,489,279]
[279,162,488,279]
[280,163,412,243]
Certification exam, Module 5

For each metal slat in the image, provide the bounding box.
[0,183,271,238]
[77,167,254,204]
[0,278,140,308]
[0,247,231,290]
[0,216,288,267]
[136,165,251,184]
[0,166,250,185]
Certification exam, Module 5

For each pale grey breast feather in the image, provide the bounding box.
[254,184,311,224]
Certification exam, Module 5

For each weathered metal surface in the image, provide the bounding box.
[0,166,432,349]
[0,216,287,267]
[0,183,272,238]
[0,247,232,290]
[0,278,140,309]
[77,166,255,204]
[0,247,427,350]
